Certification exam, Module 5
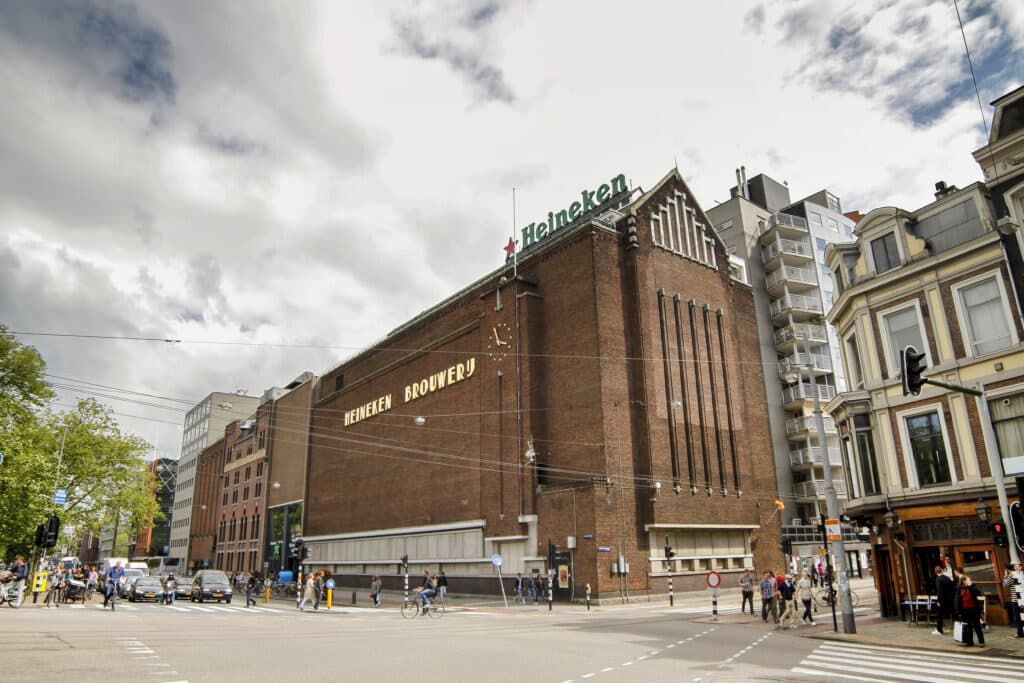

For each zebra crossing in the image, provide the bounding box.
[791,640,1023,682]
[71,603,288,615]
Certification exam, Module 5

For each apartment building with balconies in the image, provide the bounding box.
[709,171,861,568]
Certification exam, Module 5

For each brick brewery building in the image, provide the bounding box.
[303,169,781,599]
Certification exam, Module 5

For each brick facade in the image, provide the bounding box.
[306,169,780,598]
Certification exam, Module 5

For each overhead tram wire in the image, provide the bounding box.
[18,329,810,373]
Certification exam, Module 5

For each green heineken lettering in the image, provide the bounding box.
[519,173,626,252]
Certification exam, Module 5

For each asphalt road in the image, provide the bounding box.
[0,599,1018,682]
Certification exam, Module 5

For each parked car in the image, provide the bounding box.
[190,570,232,603]
[128,576,165,603]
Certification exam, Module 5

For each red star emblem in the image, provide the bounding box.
[504,237,517,259]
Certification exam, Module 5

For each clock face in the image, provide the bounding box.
[488,321,513,362]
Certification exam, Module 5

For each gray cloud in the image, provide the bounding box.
[744,4,766,34]
[391,3,515,104]
[772,0,1023,127]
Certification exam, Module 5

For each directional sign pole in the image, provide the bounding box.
[492,554,508,608]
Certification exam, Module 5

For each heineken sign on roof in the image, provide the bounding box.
[520,173,627,250]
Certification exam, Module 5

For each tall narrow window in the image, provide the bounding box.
[906,412,951,487]
[854,415,881,495]
[845,334,863,390]
[883,306,925,375]
[990,393,1024,469]
[958,276,1013,356]
[871,233,900,274]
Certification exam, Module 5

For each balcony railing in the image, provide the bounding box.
[789,447,843,468]
[769,294,822,318]
[758,212,809,235]
[774,324,828,347]
[762,238,812,262]
[765,265,818,290]
[786,415,837,436]
[778,351,833,376]
[781,383,837,404]
[793,479,848,499]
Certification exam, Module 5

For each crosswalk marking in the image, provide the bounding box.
[793,641,1021,683]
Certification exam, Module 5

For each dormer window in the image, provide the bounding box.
[870,233,900,274]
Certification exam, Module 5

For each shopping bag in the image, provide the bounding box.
[952,620,965,643]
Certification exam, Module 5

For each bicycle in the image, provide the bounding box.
[0,579,26,608]
[271,581,297,600]
[813,586,859,609]
[400,591,445,619]
[104,579,121,612]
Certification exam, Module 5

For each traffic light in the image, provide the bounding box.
[901,346,928,396]
[290,538,303,559]
[664,543,675,561]
[990,521,1009,548]
[401,554,409,569]
[43,514,60,548]
[301,543,310,561]
[35,523,46,547]
[781,538,793,556]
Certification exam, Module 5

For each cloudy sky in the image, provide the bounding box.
[1,0,1022,458]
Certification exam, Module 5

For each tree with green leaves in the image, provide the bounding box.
[0,325,161,560]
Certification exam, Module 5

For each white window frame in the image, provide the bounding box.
[867,231,904,276]
[843,328,864,390]
[950,268,1019,358]
[876,300,930,378]
[895,403,957,490]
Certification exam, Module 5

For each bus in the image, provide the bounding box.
[144,556,182,577]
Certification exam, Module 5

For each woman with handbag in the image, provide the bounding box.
[954,574,985,647]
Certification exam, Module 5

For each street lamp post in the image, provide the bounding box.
[803,334,856,633]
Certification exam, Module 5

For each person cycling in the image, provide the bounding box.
[418,569,436,608]
[104,561,126,608]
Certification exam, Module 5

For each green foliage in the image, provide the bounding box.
[0,325,161,560]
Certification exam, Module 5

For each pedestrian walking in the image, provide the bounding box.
[759,571,777,624]
[525,573,536,604]
[437,570,448,604]
[1002,562,1024,639]
[10,556,28,605]
[777,574,796,629]
[313,570,325,610]
[44,567,63,608]
[932,565,956,636]
[86,565,98,599]
[514,573,524,604]
[739,569,755,615]
[815,562,824,588]
[164,574,177,605]
[298,572,317,611]
[245,572,258,608]
[371,575,382,607]
[797,570,815,626]
[954,573,985,647]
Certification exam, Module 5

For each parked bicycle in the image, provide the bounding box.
[270,581,297,599]
[814,586,859,608]
[400,591,445,619]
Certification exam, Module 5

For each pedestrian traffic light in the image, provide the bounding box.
[401,554,409,569]
[991,521,1009,548]
[301,543,310,561]
[900,346,928,396]
[664,543,675,561]
[43,514,60,548]
[781,538,793,556]
[290,538,303,559]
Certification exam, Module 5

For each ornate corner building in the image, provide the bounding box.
[825,84,1024,625]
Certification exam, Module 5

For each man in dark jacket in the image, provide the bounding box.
[933,565,955,636]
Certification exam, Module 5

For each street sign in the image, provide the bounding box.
[325,579,335,590]
[825,518,841,541]
[54,489,67,506]
[706,570,721,588]
[597,546,612,552]
[491,554,503,567]
[583,534,595,540]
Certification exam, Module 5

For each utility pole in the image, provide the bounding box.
[804,334,856,633]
